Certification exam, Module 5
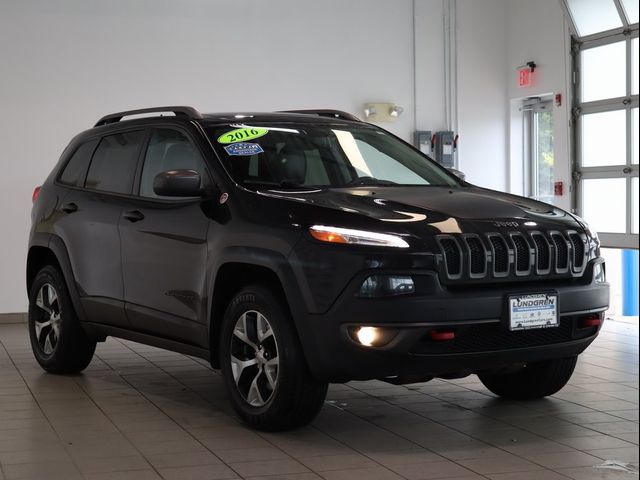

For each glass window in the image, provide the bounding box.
[633,177,639,234]
[620,0,639,24]
[633,38,639,96]
[566,0,623,37]
[581,110,627,167]
[58,139,98,187]
[139,129,210,198]
[208,124,459,190]
[633,108,639,165]
[85,131,144,194]
[534,110,555,204]
[581,42,626,102]
[582,178,627,233]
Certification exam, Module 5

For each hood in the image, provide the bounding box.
[260,185,580,233]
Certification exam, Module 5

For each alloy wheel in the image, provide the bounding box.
[230,310,279,407]
[34,283,61,355]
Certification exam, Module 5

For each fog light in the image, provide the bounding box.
[359,275,415,297]
[357,326,379,346]
[349,326,398,347]
[594,262,606,283]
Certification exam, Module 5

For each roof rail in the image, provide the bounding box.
[94,106,202,127]
[280,109,361,122]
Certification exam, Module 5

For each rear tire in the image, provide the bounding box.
[220,284,328,431]
[28,265,96,373]
[478,356,577,399]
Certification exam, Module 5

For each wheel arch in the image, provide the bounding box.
[208,251,307,369]
[27,234,87,322]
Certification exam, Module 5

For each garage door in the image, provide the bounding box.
[562,0,639,249]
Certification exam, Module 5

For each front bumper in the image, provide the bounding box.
[299,260,609,382]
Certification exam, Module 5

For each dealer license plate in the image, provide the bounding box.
[508,293,558,331]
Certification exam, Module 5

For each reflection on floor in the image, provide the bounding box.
[0,320,637,480]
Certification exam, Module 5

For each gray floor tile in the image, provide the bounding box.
[0,320,637,480]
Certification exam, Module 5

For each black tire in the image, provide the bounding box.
[220,284,328,431]
[478,356,578,400]
[28,265,96,373]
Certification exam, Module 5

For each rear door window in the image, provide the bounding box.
[58,139,98,187]
[85,131,145,194]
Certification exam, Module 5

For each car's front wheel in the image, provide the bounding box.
[478,356,578,399]
[220,284,328,431]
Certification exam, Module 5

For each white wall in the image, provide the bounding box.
[0,0,559,313]
[457,0,509,191]
[0,0,420,313]
[506,0,573,211]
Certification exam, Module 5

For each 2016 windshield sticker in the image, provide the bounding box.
[224,142,264,156]
[217,127,268,144]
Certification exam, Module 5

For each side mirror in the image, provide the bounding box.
[447,168,466,181]
[153,170,203,197]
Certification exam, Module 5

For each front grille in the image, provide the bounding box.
[437,230,587,283]
[551,233,569,272]
[439,238,462,276]
[531,233,551,272]
[511,234,531,273]
[489,235,509,274]
[411,317,595,355]
[569,232,586,270]
[465,236,486,275]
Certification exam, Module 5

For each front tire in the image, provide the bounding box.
[220,285,328,431]
[28,265,96,373]
[478,356,577,400]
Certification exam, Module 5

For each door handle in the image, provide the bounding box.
[123,210,145,222]
[61,202,78,214]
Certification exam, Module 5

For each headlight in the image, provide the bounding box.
[309,225,410,248]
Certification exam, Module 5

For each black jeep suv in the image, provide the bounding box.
[28,106,609,430]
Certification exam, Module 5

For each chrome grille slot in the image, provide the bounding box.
[550,232,569,273]
[568,232,586,271]
[488,235,509,275]
[464,236,486,276]
[531,232,551,273]
[438,237,462,277]
[511,233,531,274]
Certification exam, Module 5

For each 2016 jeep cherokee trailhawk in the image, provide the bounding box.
[27,106,609,430]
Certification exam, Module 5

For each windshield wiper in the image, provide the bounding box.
[344,176,397,187]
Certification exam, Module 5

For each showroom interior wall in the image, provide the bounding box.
[0,0,559,314]
[506,0,573,212]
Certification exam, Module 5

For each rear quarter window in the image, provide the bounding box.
[58,139,98,187]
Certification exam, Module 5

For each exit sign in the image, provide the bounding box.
[518,68,532,87]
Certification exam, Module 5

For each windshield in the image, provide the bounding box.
[207,123,460,190]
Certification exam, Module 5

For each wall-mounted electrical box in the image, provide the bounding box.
[413,130,432,156]
[433,131,456,168]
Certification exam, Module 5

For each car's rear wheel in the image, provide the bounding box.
[220,284,328,431]
[28,265,96,373]
[478,356,577,399]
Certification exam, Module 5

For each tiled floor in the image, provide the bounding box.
[0,320,637,480]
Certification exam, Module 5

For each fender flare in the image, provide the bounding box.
[207,245,311,355]
[27,233,87,322]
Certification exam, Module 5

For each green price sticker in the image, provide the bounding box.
[217,127,268,144]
